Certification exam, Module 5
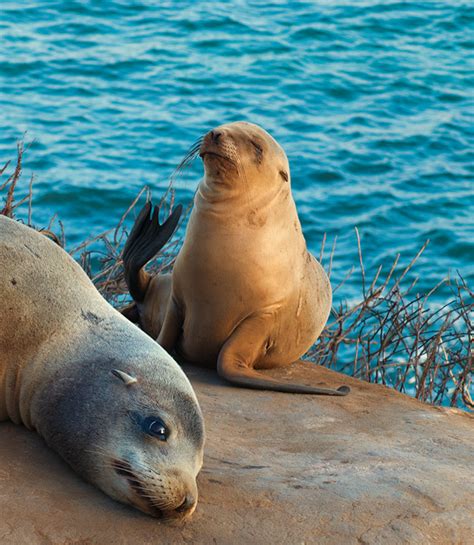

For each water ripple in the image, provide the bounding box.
[1,0,472,299]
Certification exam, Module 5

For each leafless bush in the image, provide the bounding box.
[1,142,34,222]
[309,231,473,409]
[2,143,472,410]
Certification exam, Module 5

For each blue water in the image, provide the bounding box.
[1,1,473,301]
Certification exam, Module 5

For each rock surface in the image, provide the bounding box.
[0,362,473,545]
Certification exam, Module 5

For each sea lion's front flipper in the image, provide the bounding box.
[122,201,182,303]
[217,318,350,396]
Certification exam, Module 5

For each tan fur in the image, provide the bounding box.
[0,216,204,519]
[133,122,343,395]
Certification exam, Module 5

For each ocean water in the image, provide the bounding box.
[1,0,473,302]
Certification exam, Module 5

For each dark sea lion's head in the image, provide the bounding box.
[33,347,205,521]
[199,121,291,194]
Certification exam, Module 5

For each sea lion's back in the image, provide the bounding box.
[0,216,98,306]
[0,216,102,362]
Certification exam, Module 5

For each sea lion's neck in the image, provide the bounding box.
[1,327,79,428]
[196,176,292,219]
[8,307,119,430]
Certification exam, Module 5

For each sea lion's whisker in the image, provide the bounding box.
[86,450,167,490]
[151,499,178,511]
[170,154,199,179]
[171,137,204,176]
[177,138,203,164]
[109,458,164,482]
[105,458,177,511]
[84,446,115,463]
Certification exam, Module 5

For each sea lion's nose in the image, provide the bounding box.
[175,492,196,514]
[210,129,222,143]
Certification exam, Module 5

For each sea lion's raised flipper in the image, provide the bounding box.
[217,317,350,396]
[123,202,182,303]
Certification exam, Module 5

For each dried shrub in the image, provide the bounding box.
[1,142,34,222]
[2,143,473,410]
[309,230,473,410]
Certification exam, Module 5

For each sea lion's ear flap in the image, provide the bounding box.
[111,369,138,386]
[279,170,289,182]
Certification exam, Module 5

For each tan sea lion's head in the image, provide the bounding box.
[199,121,291,196]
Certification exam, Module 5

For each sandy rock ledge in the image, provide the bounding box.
[0,362,473,545]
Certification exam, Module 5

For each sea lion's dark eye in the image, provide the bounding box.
[142,416,168,441]
[279,170,289,182]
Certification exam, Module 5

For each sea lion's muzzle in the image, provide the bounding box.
[111,458,197,520]
[199,128,236,165]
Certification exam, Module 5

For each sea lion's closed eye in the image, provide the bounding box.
[250,140,263,161]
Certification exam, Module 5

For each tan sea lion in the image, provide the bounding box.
[0,215,204,520]
[123,121,349,395]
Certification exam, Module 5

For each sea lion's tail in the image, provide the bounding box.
[122,201,182,303]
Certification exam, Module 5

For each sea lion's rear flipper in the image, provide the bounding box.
[157,297,183,352]
[217,318,350,396]
[122,201,183,303]
[120,302,140,323]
